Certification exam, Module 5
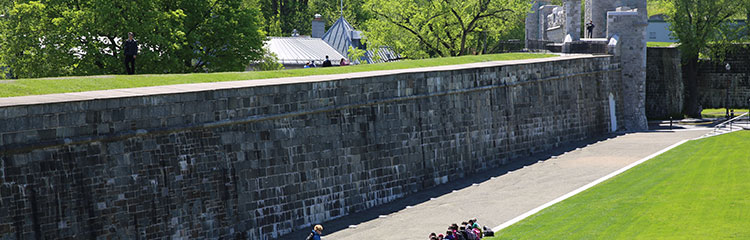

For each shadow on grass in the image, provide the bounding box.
[278,133,625,240]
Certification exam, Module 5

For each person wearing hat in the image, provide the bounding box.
[306,225,323,240]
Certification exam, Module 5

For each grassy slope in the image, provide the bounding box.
[646,42,676,47]
[487,131,750,239]
[0,53,554,98]
[702,108,750,118]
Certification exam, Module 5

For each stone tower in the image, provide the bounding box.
[607,6,648,131]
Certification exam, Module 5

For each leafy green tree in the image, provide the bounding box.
[346,45,367,64]
[363,0,528,58]
[0,0,264,78]
[308,0,371,28]
[666,0,744,117]
[258,0,310,36]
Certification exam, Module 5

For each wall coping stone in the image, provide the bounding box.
[0,54,610,108]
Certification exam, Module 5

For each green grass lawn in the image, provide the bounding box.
[702,108,750,118]
[486,131,750,239]
[646,42,678,47]
[0,53,554,98]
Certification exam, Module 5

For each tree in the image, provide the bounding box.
[0,0,264,78]
[346,45,367,64]
[258,0,310,36]
[308,0,371,29]
[363,0,527,58]
[666,0,744,117]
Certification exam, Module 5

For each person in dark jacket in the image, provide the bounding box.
[306,224,323,240]
[585,21,595,38]
[322,55,332,67]
[444,230,456,240]
[123,32,138,75]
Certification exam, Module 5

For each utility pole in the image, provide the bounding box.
[726,63,731,119]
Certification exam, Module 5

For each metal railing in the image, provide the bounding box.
[711,112,749,135]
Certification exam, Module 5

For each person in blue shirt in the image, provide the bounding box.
[306,225,323,240]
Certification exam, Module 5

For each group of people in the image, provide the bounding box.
[429,218,493,240]
[305,219,492,239]
[304,55,349,68]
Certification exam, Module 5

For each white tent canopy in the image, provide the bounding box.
[266,37,346,66]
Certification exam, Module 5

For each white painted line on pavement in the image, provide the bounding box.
[491,139,690,233]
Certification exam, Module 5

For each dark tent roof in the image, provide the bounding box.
[322,17,355,58]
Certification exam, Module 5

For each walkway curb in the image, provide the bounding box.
[490,138,690,233]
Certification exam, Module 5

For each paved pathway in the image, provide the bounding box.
[283,129,711,240]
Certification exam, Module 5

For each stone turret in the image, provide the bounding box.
[607,7,648,131]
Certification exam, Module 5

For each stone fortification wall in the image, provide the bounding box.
[0,56,621,239]
[644,45,750,113]
[697,46,750,109]
[646,47,683,119]
[585,0,647,38]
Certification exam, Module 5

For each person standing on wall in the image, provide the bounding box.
[585,21,595,38]
[123,32,139,75]
[322,55,332,67]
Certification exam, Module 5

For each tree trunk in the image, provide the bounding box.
[683,55,702,118]
[458,31,467,56]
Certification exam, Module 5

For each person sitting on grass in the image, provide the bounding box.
[322,55,332,67]
[340,58,349,66]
